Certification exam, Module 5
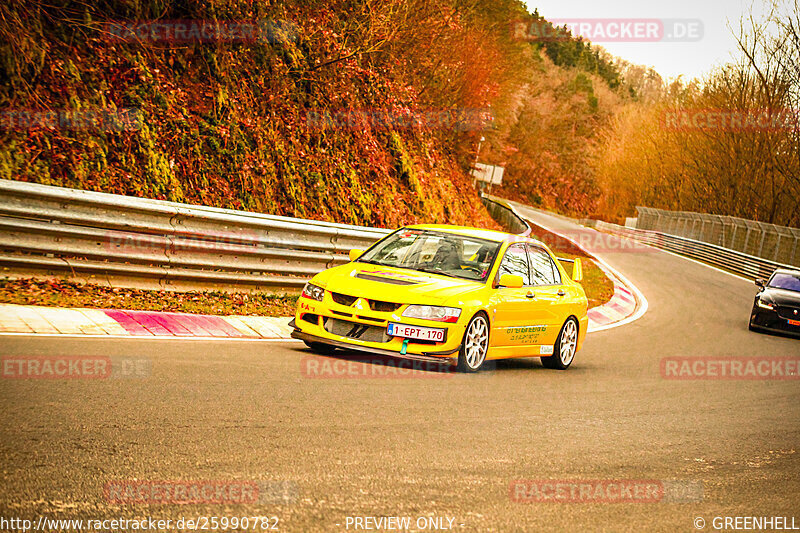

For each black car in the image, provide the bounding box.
[749,269,800,337]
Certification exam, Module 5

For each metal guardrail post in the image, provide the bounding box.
[711,215,722,246]
[744,227,752,255]
[728,220,737,251]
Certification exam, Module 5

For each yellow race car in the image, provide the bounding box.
[290,225,588,372]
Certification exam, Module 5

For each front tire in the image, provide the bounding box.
[457,313,489,373]
[541,317,578,370]
[303,340,337,355]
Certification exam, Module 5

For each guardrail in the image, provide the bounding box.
[0,179,390,291]
[635,206,800,267]
[589,219,793,280]
[480,195,531,236]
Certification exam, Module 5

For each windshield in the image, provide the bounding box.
[768,272,800,292]
[357,228,501,282]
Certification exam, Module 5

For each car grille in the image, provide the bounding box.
[369,300,402,312]
[776,305,800,320]
[331,292,358,306]
[323,317,389,343]
[330,292,402,313]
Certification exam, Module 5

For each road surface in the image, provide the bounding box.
[1,209,798,532]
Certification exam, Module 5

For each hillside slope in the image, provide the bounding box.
[0,1,501,228]
[1,0,635,225]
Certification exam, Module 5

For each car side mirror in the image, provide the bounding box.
[499,274,524,288]
[755,278,765,288]
[349,249,364,262]
[572,258,583,282]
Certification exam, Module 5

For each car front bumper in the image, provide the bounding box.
[291,295,466,364]
[750,306,800,338]
[291,329,459,366]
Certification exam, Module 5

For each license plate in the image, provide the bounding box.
[388,322,446,342]
[789,319,800,326]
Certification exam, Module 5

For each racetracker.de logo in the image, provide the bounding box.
[509,479,703,503]
[661,108,799,132]
[304,108,494,132]
[534,230,651,254]
[101,19,299,44]
[0,108,143,132]
[105,229,261,254]
[1,356,150,379]
[511,18,703,43]
[104,480,298,504]
[661,357,800,380]
[301,355,454,379]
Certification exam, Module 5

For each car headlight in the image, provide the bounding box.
[402,305,461,323]
[757,298,775,310]
[302,282,325,302]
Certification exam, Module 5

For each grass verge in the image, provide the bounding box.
[0,279,298,317]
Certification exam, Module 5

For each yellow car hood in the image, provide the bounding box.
[312,263,485,305]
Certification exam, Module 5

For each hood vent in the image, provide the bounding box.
[356,272,419,285]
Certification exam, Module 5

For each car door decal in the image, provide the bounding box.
[507,324,548,343]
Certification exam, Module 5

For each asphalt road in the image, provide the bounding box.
[1,210,799,533]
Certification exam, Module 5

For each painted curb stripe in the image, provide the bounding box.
[194,314,246,337]
[15,306,61,334]
[234,316,287,338]
[125,311,175,336]
[103,310,155,336]
[0,308,33,333]
[148,312,196,336]
[163,312,214,337]
[187,314,235,337]
[34,307,86,334]
[221,316,262,337]
[76,309,129,335]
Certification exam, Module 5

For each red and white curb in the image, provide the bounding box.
[0,304,294,339]
[584,258,647,332]
[586,281,637,331]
